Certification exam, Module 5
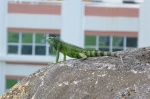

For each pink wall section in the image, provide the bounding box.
[8,3,61,15]
[85,31,138,37]
[85,6,139,17]
[8,28,60,34]
[8,3,139,17]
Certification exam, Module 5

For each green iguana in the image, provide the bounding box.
[47,37,117,63]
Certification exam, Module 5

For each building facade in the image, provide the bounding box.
[0,0,144,95]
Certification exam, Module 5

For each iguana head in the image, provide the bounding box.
[47,37,59,50]
[47,37,55,46]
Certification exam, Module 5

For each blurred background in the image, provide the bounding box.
[0,0,148,95]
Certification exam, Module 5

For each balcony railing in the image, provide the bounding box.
[83,0,144,4]
[9,0,144,4]
[8,0,63,3]
[8,0,144,5]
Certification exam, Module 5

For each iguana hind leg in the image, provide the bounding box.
[79,53,87,60]
[63,54,66,61]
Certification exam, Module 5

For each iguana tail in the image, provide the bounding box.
[85,50,117,57]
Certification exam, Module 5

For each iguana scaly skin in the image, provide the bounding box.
[47,37,117,63]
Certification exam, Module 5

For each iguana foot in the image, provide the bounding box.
[48,62,56,65]
[79,53,87,60]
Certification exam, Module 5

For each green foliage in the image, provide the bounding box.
[22,33,32,43]
[113,37,123,47]
[36,34,46,44]
[85,35,96,45]
[6,79,18,89]
[8,32,19,43]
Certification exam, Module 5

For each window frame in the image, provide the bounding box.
[85,35,137,51]
[7,32,59,56]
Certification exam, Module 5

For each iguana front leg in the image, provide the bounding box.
[79,53,87,60]
[56,50,60,63]
[56,52,66,63]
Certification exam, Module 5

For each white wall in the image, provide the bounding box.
[85,16,139,32]
[8,13,139,32]
[139,0,150,47]
[5,64,43,76]
[0,62,6,95]
[61,0,84,48]
[8,14,61,29]
[0,0,7,56]
[0,55,55,63]
[0,0,7,95]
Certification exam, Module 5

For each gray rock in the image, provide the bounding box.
[1,47,150,99]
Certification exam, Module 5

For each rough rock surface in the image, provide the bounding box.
[1,47,150,99]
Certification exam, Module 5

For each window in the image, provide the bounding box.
[123,0,144,4]
[112,37,123,51]
[35,34,47,55]
[6,79,19,90]
[7,32,19,54]
[21,33,32,55]
[7,32,59,56]
[85,35,96,50]
[99,36,110,51]
[85,35,137,51]
[8,45,18,54]
[126,37,137,48]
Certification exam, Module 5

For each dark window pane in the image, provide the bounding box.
[99,36,110,47]
[6,79,18,89]
[49,48,56,55]
[21,45,32,55]
[86,48,95,50]
[123,0,135,4]
[85,35,96,46]
[112,48,123,52]
[99,48,109,51]
[8,32,19,43]
[22,33,32,43]
[48,34,60,38]
[113,37,123,47]
[35,34,46,44]
[112,37,123,51]
[35,46,46,55]
[8,45,18,54]
[127,37,137,47]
